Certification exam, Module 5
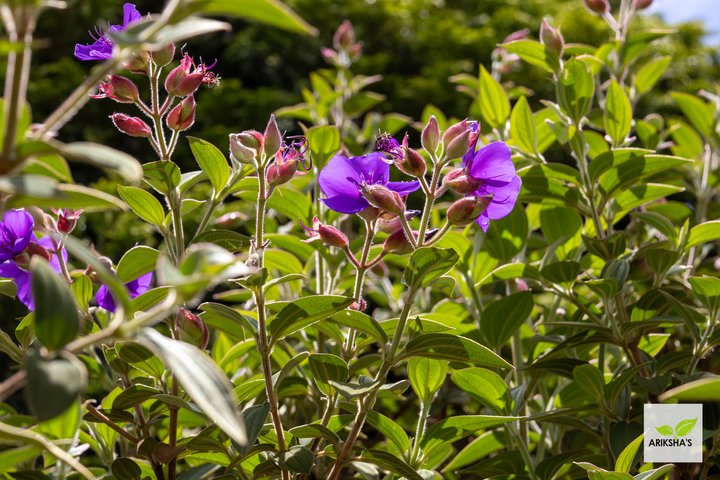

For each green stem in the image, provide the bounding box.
[410,400,430,465]
[570,129,605,239]
[417,163,442,245]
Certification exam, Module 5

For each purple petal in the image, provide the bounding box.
[122,3,142,27]
[0,210,34,260]
[127,272,153,298]
[476,213,491,233]
[96,284,116,312]
[467,142,516,183]
[319,155,363,199]
[387,180,421,196]
[475,175,522,221]
[36,236,68,272]
[321,195,369,215]
[0,262,33,309]
[348,152,390,185]
[74,42,113,61]
[462,121,481,167]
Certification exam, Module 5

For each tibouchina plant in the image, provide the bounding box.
[0,0,719,479]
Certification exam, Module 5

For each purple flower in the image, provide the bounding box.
[318,152,420,214]
[74,3,142,61]
[96,272,153,312]
[0,210,67,310]
[462,141,521,232]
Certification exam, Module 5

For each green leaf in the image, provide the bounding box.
[329,309,387,343]
[400,333,512,369]
[654,425,674,436]
[615,434,643,473]
[402,247,459,290]
[111,458,141,480]
[112,384,162,410]
[268,295,354,342]
[31,257,80,350]
[686,220,720,250]
[510,96,537,155]
[192,229,251,252]
[674,418,697,437]
[278,446,314,474]
[0,445,43,473]
[451,367,509,413]
[70,275,93,309]
[25,350,86,421]
[671,92,714,138]
[138,328,246,445]
[634,465,674,480]
[306,125,341,168]
[659,377,720,401]
[485,205,528,262]
[408,357,447,404]
[52,141,142,182]
[572,364,606,406]
[4,176,127,211]
[482,291,533,348]
[478,65,510,129]
[604,79,633,146]
[688,276,720,313]
[193,0,317,36]
[501,39,557,73]
[143,161,181,195]
[420,415,517,452]
[365,410,412,452]
[199,302,256,341]
[117,186,165,227]
[557,58,594,124]
[187,137,231,193]
[116,246,161,283]
[356,450,422,480]
[541,260,581,284]
[289,423,340,446]
[635,56,671,95]
[308,354,348,395]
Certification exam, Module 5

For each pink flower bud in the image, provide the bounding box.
[540,19,564,57]
[633,0,652,9]
[302,217,349,248]
[176,308,209,349]
[13,241,53,269]
[267,158,298,186]
[151,43,175,67]
[360,184,406,216]
[446,195,492,226]
[585,0,610,14]
[397,146,427,178]
[349,298,366,311]
[111,113,153,138]
[52,208,83,234]
[263,115,282,158]
[503,29,530,44]
[122,52,149,75]
[715,257,720,271]
[166,95,195,131]
[358,206,382,222]
[229,134,258,164]
[421,115,441,154]
[93,75,140,103]
[321,47,338,65]
[333,20,356,51]
[383,228,414,255]
[515,278,529,292]
[442,119,468,146]
[442,168,482,194]
[444,129,471,160]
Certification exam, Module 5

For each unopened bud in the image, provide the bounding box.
[715,257,720,271]
[421,115,440,154]
[333,20,356,51]
[444,129,471,160]
[166,95,195,131]
[383,228,414,255]
[447,195,492,226]
[515,278,529,292]
[267,158,298,186]
[443,168,482,194]
[442,119,468,147]
[540,19,564,58]
[318,224,349,248]
[349,298,367,311]
[503,29,530,44]
[633,0,652,9]
[97,75,140,103]
[358,206,382,222]
[321,47,338,65]
[229,132,260,164]
[585,0,610,14]
[555,307,566,317]
[53,208,83,234]
[215,211,245,228]
[360,184,406,216]
[176,308,209,349]
[398,146,427,178]
[263,115,282,158]
[122,52,149,74]
[111,113,153,138]
[151,43,175,67]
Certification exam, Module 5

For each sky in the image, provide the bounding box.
[647,0,720,44]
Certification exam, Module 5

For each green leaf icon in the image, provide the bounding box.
[674,418,697,437]
[655,425,674,436]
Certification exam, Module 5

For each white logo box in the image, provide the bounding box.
[644,403,703,463]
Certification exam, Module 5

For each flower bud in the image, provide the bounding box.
[540,19,564,58]
[166,95,195,131]
[516,278,529,292]
[317,224,349,248]
[585,0,610,14]
[53,208,83,234]
[377,210,420,233]
[503,29,530,44]
[447,195,492,226]
[165,65,203,97]
[444,129,471,160]
[13,241,53,269]
[349,298,367,311]
[633,0,652,9]
[263,115,282,158]
[122,52,149,75]
[715,257,720,271]
[229,133,260,164]
[151,43,175,67]
[442,168,482,194]
[360,184,406,216]
[442,119,468,147]
[397,146,427,178]
[333,20,356,51]
[215,211,246,228]
[111,113,153,138]
[176,308,209,349]
[383,228,414,255]
[421,115,440,154]
[267,158,298,186]
[321,47,338,65]
[94,75,140,103]
[358,206,382,222]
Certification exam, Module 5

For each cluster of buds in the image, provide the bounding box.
[376,133,427,178]
[321,20,362,67]
[584,0,652,17]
